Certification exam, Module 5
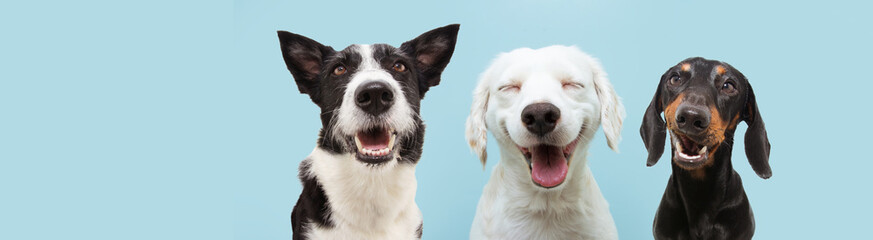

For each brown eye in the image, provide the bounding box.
[393,62,406,72]
[333,66,347,75]
[722,81,737,93]
[669,74,681,85]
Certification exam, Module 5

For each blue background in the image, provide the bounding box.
[2,0,871,239]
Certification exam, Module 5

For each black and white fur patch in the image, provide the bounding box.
[278,24,459,240]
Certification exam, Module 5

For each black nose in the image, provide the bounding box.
[676,105,710,134]
[521,103,561,136]
[355,81,394,115]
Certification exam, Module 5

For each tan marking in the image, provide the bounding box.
[727,114,741,130]
[690,168,706,179]
[702,105,727,147]
[681,63,691,72]
[664,93,685,131]
[716,65,726,75]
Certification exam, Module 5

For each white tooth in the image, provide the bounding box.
[677,151,701,160]
[355,137,363,151]
[388,134,396,150]
[699,146,708,155]
[675,140,683,153]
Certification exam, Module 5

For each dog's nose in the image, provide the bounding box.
[521,103,561,136]
[676,105,710,133]
[355,81,394,115]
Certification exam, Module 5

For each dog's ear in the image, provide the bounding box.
[640,71,668,166]
[400,24,460,98]
[589,58,625,152]
[277,31,335,97]
[742,83,772,179]
[466,64,493,168]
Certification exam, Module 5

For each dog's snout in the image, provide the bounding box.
[521,103,560,136]
[676,105,710,133]
[355,81,394,115]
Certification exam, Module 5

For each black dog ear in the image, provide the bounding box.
[400,24,460,98]
[640,72,668,167]
[277,31,335,96]
[743,83,772,179]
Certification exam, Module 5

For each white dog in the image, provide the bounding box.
[466,46,624,240]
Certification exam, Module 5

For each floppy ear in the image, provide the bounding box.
[400,24,460,98]
[640,72,668,166]
[743,83,772,179]
[277,31,334,97]
[465,65,493,168]
[589,58,625,152]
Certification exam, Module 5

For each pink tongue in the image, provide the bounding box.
[358,129,390,150]
[530,145,568,187]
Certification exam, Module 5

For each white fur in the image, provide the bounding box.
[332,44,417,142]
[303,148,421,240]
[466,46,625,240]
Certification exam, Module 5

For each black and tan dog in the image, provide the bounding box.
[640,57,771,239]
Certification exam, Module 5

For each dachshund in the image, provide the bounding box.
[640,57,771,240]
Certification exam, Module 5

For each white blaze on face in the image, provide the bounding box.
[332,44,416,150]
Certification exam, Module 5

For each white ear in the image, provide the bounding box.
[588,57,625,152]
[466,67,492,168]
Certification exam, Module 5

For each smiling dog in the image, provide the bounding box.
[466,46,624,239]
[641,57,771,239]
[278,24,459,239]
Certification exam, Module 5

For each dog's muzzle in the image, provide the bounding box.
[670,103,713,169]
[516,102,579,188]
[349,80,401,164]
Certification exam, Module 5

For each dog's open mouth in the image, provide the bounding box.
[354,127,397,163]
[518,138,580,188]
[670,131,710,168]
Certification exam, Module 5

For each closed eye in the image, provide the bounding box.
[498,84,520,92]
[562,82,584,89]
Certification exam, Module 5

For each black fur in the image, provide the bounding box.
[290,159,332,240]
[278,24,459,239]
[641,57,771,239]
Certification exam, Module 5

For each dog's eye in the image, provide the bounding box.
[392,62,406,72]
[562,82,583,89]
[669,74,681,85]
[333,65,347,75]
[499,85,520,92]
[722,81,737,93]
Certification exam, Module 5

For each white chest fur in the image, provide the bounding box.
[304,148,422,240]
[470,154,618,240]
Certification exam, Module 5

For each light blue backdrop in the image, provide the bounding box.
[2,0,871,239]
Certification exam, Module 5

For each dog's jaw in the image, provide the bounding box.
[353,127,399,164]
[516,133,583,188]
[669,130,717,170]
[499,122,592,190]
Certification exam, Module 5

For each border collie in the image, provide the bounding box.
[466,46,624,239]
[277,24,459,240]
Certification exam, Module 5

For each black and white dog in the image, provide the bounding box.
[277,24,459,239]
